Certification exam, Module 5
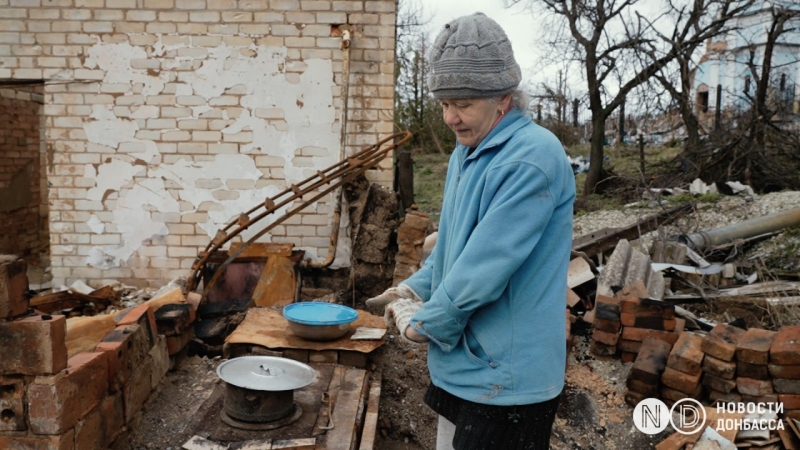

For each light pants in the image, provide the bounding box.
[436,415,456,450]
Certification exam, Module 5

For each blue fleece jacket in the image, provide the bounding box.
[402,108,575,406]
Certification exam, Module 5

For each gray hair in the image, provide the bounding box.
[489,90,530,116]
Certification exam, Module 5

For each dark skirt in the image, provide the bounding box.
[424,383,561,450]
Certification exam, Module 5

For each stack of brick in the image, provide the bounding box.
[591,295,621,357]
[626,337,672,406]
[769,326,800,420]
[661,331,705,405]
[155,302,196,361]
[701,323,748,404]
[618,297,684,363]
[735,327,777,405]
[392,208,430,286]
[0,255,173,449]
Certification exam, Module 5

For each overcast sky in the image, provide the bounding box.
[424,1,551,88]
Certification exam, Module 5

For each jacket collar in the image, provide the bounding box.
[462,108,531,160]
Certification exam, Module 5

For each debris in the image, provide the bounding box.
[350,327,386,341]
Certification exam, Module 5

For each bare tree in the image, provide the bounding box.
[508,0,753,196]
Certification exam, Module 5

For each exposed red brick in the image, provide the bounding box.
[629,337,672,385]
[702,354,736,380]
[779,394,800,410]
[0,430,75,450]
[736,377,774,396]
[621,319,684,345]
[94,323,151,393]
[768,364,800,379]
[662,366,702,394]
[626,378,658,396]
[736,328,776,365]
[0,314,67,375]
[0,256,29,319]
[770,325,800,365]
[707,390,742,404]
[621,352,636,363]
[27,352,109,435]
[74,392,124,450]
[620,313,672,330]
[618,339,642,354]
[624,390,648,407]
[701,323,746,362]
[0,375,27,431]
[661,384,702,402]
[117,304,157,348]
[740,394,778,404]
[590,340,616,357]
[667,331,705,376]
[595,295,620,321]
[702,373,737,393]
[594,317,621,333]
[592,328,620,346]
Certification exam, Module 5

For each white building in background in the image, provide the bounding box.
[693,1,800,123]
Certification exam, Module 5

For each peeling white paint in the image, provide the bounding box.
[82,38,345,270]
[87,215,105,234]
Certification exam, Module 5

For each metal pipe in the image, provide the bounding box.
[304,28,351,270]
[678,206,800,249]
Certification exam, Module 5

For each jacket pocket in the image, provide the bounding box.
[463,328,498,369]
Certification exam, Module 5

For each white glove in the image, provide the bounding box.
[385,298,424,344]
[365,284,422,311]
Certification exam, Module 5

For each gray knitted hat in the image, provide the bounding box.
[428,12,522,99]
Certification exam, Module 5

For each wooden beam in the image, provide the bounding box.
[357,376,382,450]
[319,367,367,450]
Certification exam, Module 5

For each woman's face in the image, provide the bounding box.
[439,97,507,148]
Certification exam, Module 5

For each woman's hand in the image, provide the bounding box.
[404,325,430,343]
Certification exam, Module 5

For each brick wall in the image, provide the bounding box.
[0,85,48,262]
[0,0,398,288]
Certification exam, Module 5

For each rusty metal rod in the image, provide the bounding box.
[186,131,412,295]
[678,206,800,250]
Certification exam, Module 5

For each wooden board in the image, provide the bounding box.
[319,368,367,450]
[226,308,386,354]
[357,376,381,450]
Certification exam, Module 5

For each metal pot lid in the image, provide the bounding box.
[217,356,316,391]
[283,302,358,326]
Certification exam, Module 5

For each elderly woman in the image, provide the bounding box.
[369,12,575,450]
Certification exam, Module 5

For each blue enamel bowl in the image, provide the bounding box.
[282,302,358,341]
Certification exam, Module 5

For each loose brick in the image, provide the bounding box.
[736,328,776,365]
[701,323,746,362]
[768,364,800,379]
[0,255,29,319]
[338,351,368,368]
[703,373,737,393]
[736,362,770,380]
[619,296,675,319]
[629,337,672,385]
[0,376,27,431]
[736,377,774,396]
[117,303,157,347]
[621,319,684,345]
[667,331,705,376]
[661,384,702,402]
[774,379,800,395]
[594,317,621,333]
[594,295,620,321]
[662,366,702,394]
[626,378,658,396]
[0,314,68,375]
[702,354,736,380]
[779,394,800,410]
[0,430,75,450]
[740,394,778,404]
[282,348,309,363]
[620,352,636,363]
[28,352,109,434]
[770,325,800,365]
[620,313,672,330]
[592,328,620,346]
[154,303,194,336]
